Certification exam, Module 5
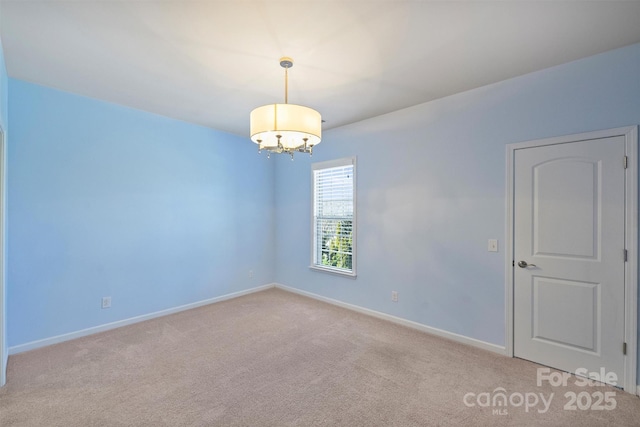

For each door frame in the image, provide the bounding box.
[0,126,4,387]
[505,126,638,394]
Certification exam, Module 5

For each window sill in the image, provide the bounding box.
[309,265,357,279]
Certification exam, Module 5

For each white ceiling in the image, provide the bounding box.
[1,1,640,137]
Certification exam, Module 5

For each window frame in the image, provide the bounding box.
[309,157,357,278]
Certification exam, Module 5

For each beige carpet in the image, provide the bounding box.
[1,288,639,426]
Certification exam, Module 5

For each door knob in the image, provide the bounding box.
[517,260,536,268]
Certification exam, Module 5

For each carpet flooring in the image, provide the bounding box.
[1,288,639,426]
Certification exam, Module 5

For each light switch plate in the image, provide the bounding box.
[488,239,499,252]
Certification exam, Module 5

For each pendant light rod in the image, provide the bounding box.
[280,57,293,104]
[284,66,288,104]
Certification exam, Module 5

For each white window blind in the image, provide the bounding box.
[311,158,356,276]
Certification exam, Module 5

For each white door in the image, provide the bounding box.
[513,135,626,386]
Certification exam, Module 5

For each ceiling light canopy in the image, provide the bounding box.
[250,57,321,159]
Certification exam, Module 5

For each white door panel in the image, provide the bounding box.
[532,277,598,351]
[534,158,598,259]
[514,135,625,386]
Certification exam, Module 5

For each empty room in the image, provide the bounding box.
[1,1,640,426]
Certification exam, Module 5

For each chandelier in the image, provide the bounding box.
[250,57,322,159]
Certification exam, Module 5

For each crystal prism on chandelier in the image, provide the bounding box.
[250,57,322,159]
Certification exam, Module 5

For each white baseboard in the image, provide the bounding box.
[9,284,276,355]
[9,282,507,357]
[275,283,507,356]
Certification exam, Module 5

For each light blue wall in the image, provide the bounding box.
[0,30,8,386]
[274,43,640,360]
[7,79,275,347]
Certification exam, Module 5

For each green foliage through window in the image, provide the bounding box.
[321,220,353,269]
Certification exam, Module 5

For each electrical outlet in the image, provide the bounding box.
[101,296,111,309]
[248,269,254,278]
[391,291,398,302]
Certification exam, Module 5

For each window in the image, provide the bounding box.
[311,157,356,277]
